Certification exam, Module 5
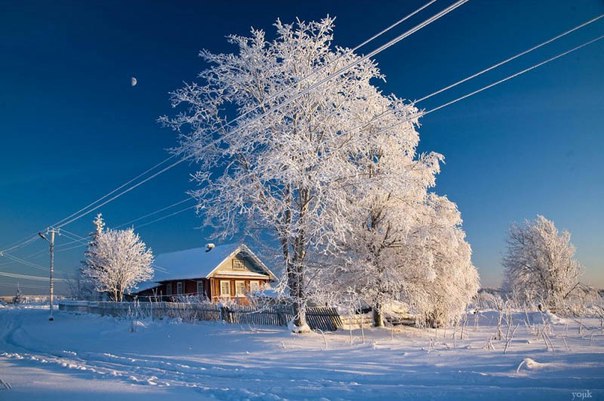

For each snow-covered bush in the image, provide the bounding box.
[474,289,506,311]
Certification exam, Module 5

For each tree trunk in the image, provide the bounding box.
[292,297,311,333]
[286,194,312,333]
[373,304,384,328]
[287,259,311,333]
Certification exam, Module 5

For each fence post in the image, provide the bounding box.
[277,310,287,327]
[220,305,232,323]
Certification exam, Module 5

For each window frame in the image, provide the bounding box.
[235,280,246,297]
[220,280,231,297]
[196,281,205,297]
[249,281,260,293]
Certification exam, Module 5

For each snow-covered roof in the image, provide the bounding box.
[134,243,275,292]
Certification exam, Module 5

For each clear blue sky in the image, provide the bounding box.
[1,0,603,295]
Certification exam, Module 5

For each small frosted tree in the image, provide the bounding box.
[503,215,582,310]
[83,223,154,302]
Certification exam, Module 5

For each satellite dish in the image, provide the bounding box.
[131,77,137,87]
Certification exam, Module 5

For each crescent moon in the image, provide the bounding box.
[131,77,137,87]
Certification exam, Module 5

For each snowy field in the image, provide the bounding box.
[1,307,603,401]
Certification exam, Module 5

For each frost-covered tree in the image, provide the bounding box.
[321,126,443,326]
[503,215,582,309]
[310,106,477,327]
[405,195,480,326]
[83,222,154,302]
[327,192,479,328]
[161,17,435,331]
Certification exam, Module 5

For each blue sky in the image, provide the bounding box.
[1,0,603,295]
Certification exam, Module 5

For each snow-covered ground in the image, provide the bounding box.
[1,307,603,400]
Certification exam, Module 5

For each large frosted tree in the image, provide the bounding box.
[83,219,154,302]
[326,189,479,327]
[321,125,442,326]
[161,17,445,331]
[503,215,582,309]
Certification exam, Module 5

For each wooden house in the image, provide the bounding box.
[134,243,276,304]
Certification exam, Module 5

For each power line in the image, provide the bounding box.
[0,157,180,254]
[351,0,438,53]
[0,252,48,272]
[135,205,197,229]
[54,242,88,253]
[369,33,604,134]
[0,235,39,254]
[360,14,604,130]
[52,31,604,241]
[115,198,193,229]
[422,34,604,117]
[51,154,179,228]
[59,228,87,241]
[55,156,190,228]
[0,282,50,290]
[416,13,604,103]
[0,271,67,282]
[58,230,89,245]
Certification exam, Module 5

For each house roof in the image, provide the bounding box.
[134,243,276,293]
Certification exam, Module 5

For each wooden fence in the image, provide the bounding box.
[59,301,343,332]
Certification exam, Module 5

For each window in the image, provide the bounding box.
[176,282,183,295]
[166,283,172,296]
[197,281,205,298]
[235,281,246,297]
[220,280,231,297]
[249,281,260,293]
[232,259,246,271]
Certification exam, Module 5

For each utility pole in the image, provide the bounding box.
[49,228,55,320]
[39,228,58,321]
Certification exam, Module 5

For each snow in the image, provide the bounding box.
[1,307,603,400]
